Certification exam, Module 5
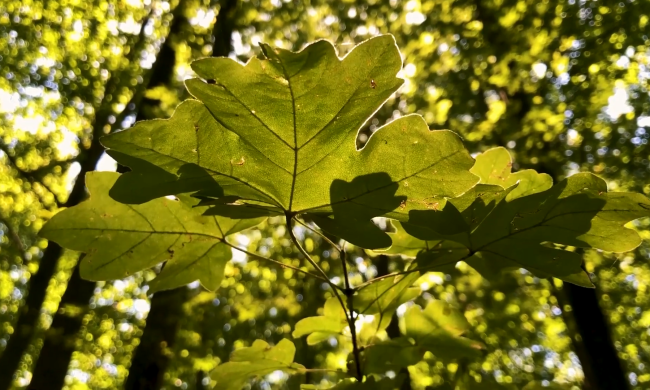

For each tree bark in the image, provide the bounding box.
[0,11,156,390]
[470,3,628,384]
[123,1,238,388]
[0,244,62,389]
[27,264,96,390]
[562,282,629,390]
[124,288,190,390]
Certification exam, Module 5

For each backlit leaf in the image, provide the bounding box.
[293,297,348,345]
[40,172,263,292]
[211,339,304,390]
[101,35,478,248]
[363,301,484,373]
[401,148,650,286]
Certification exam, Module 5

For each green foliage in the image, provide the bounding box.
[363,300,484,374]
[100,35,478,248]
[402,147,650,286]
[211,339,305,390]
[293,297,348,345]
[354,272,420,332]
[302,376,403,389]
[40,172,263,292]
[33,35,650,389]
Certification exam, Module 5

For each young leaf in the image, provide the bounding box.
[39,172,263,292]
[405,171,650,286]
[369,221,439,257]
[302,377,404,389]
[354,272,420,332]
[398,147,650,286]
[292,297,348,345]
[469,147,552,200]
[211,339,304,390]
[101,35,478,248]
[363,301,484,373]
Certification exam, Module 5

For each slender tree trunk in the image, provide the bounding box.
[0,244,62,389]
[124,288,190,390]
[562,283,629,390]
[0,128,113,390]
[0,11,157,390]
[27,264,95,390]
[470,2,629,381]
[124,1,238,388]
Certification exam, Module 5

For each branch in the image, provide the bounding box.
[221,240,330,283]
[0,144,60,208]
[356,252,472,290]
[340,247,362,381]
[0,216,25,254]
[286,214,364,380]
[286,214,347,294]
[294,217,341,252]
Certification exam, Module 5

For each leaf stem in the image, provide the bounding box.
[340,246,363,381]
[222,240,330,283]
[302,368,348,374]
[294,217,341,252]
[285,214,347,298]
[356,253,472,290]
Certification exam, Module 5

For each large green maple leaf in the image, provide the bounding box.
[100,35,478,248]
[399,147,650,286]
[40,172,263,292]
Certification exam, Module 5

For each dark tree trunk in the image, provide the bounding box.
[0,11,157,390]
[534,161,629,389]
[481,13,628,382]
[27,265,96,390]
[0,244,62,390]
[562,283,630,390]
[0,130,111,390]
[124,288,190,390]
[124,1,238,388]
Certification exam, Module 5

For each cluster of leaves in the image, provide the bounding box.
[41,35,650,388]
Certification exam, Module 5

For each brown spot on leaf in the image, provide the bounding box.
[370,79,377,89]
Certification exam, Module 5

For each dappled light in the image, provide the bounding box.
[1,0,650,389]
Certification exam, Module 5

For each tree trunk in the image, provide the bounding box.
[0,244,62,390]
[27,264,96,390]
[124,288,190,390]
[0,131,112,390]
[124,1,238,388]
[562,283,629,390]
[0,10,158,390]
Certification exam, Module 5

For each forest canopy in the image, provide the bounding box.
[1,0,650,389]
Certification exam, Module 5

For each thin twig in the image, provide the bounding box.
[340,247,363,381]
[356,252,472,290]
[302,368,349,374]
[0,144,60,208]
[221,240,329,283]
[294,217,341,252]
[0,216,25,254]
[286,213,348,295]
